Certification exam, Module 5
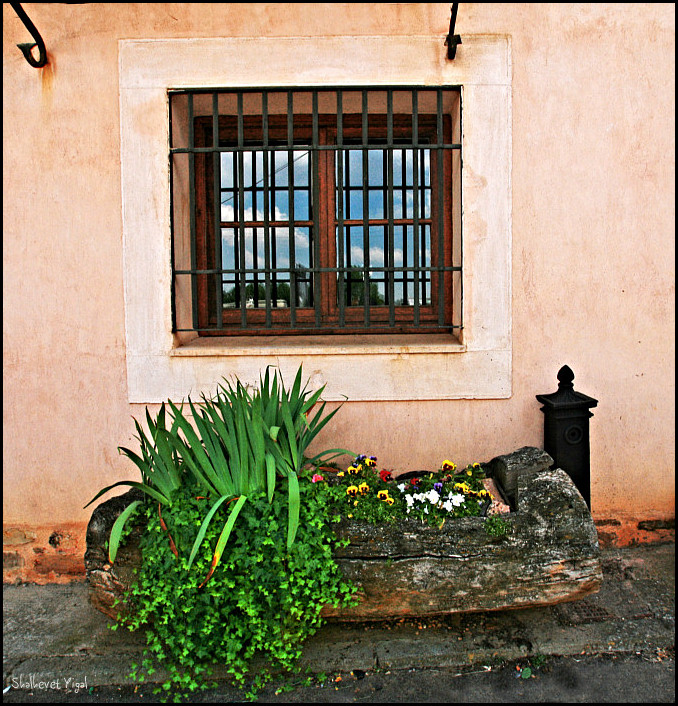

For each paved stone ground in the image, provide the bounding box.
[3,542,674,703]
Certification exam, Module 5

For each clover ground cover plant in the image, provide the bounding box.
[86,365,502,701]
[86,366,358,700]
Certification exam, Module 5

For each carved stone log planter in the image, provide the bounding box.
[85,447,603,621]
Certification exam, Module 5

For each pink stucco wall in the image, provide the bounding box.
[3,3,674,581]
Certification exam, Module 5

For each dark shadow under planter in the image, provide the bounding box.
[85,447,602,621]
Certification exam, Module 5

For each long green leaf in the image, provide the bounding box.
[286,473,300,551]
[186,494,230,570]
[279,394,299,472]
[168,400,230,496]
[212,494,248,565]
[84,480,170,509]
[197,495,249,587]
[265,453,276,504]
[108,500,142,563]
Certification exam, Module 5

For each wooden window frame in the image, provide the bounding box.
[189,99,455,336]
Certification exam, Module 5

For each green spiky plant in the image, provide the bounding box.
[172,366,350,586]
[84,404,185,563]
[85,365,351,582]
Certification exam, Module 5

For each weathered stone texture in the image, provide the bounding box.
[85,448,602,621]
[85,489,144,619]
[322,466,602,619]
[483,446,554,508]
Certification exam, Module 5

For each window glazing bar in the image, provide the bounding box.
[262,92,272,328]
[212,93,223,328]
[361,90,370,326]
[387,89,395,327]
[437,89,446,327]
[336,90,346,327]
[312,91,321,327]
[287,90,297,328]
[187,93,199,330]
[236,92,247,328]
[412,90,420,325]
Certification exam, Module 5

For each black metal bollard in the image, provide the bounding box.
[536,366,598,509]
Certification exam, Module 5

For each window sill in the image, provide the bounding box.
[169,333,466,358]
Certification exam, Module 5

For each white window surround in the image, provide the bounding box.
[119,35,511,403]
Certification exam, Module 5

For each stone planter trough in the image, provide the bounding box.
[85,447,603,621]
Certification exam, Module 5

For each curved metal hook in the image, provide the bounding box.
[445,3,462,61]
[10,2,48,68]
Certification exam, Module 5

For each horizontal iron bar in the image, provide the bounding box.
[169,85,462,95]
[170,143,461,154]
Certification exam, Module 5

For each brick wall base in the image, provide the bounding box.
[3,517,674,584]
[3,523,87,584]
[594,517,675,548]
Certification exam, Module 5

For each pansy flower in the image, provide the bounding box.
[346,485,359,497]
[364,456,377,468]
[358,482,370,496]
[377,490,390,502]
[379,469,393,482]
[441,460,457,473]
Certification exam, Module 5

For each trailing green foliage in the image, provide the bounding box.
[483,514,511,538]
[117,477,356,700]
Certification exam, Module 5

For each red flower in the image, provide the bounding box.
[410,478,420,487]
[379,470,393,482]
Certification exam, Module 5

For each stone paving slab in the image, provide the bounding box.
[3,543,674,691]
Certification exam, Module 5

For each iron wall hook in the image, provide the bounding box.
[445,3,462,60]
[10,2,48,68]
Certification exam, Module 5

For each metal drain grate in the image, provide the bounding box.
[557,599,616,625]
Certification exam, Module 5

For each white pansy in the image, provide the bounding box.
[450,493,465,507]
[426,489,440,505]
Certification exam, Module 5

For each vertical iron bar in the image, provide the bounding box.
[420,144,428,306]
[336,90,345,327]
[237,92,247,328]
[252,139,259,308]
[401,143,408,305]
[262,91,272,328]
[387,89,395,326]
[187,94,199,330]
[271,143,278,307]
[458,91,463,333]
[437,89,445,327]
[312,91,321,327]
[287,90,297,327]
[362,90,370,325]
[344,149,352,307]
[169,95,177,332]
[412,90,420,326]
[212,93,223,329]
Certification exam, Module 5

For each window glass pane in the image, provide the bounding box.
[348,189,363,220]
[368,189,384,220]
[221,153,234,189]
[294,189,310,222]
[367,150,383,186]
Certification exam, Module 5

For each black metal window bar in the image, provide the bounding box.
[169,87,462,336]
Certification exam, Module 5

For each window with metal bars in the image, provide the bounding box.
[170,87,462,336]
